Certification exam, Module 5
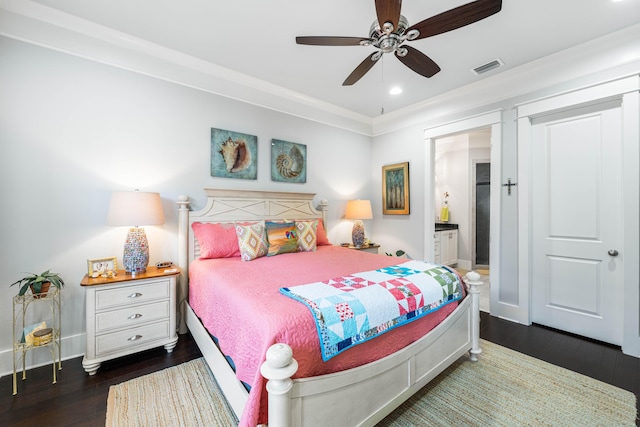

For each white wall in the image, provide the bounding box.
[370,125,426,259]
[0,37,372,374]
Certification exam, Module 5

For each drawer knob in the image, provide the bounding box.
[128,335,143,341]
[128,292,143,298]
[128,313,143,320]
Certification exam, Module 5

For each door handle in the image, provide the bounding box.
[608,249,619,257]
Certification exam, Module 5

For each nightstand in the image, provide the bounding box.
[343,243,380,254]
[80,267,179,375]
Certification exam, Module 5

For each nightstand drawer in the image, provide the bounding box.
[95,321,170,356]
[95,280,169,310]
[95,301,170,333]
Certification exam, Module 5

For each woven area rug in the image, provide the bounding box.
[106,340,637,426]
[106,359,238,427]
[378,340,636,426]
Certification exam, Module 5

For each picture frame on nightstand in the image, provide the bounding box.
[87,256,117,277]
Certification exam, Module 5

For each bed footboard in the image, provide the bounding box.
[261,280,481,427]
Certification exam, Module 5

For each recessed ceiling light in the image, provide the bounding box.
[389,87,402,95]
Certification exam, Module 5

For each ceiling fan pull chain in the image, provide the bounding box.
[380,56,385,115]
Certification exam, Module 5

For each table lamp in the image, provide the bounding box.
[345,199,373,248]
[107,190,165,275]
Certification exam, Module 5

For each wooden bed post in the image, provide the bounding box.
[465,271,483,361]
[177,195,190,334]
[261,343,299,427]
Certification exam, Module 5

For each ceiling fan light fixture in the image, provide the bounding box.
[389,86,402,95]
[406,29,420,41]
[379,34,401,53]
[370,15,409,39]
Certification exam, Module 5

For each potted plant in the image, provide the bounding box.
[10,270,65,297]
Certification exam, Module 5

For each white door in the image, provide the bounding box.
[530,100,623,345]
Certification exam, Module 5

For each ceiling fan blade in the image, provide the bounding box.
[395,45,441,78]
[343,53,381,86]
[407,0,502,40]
[296,36,370,46]
[375,0,402,34]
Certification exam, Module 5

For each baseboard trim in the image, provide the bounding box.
[0,332,85,377]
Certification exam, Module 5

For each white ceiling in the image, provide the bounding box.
[19,0,640,117]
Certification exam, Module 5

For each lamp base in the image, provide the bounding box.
[352,220,365,248]
[123,227,149,274]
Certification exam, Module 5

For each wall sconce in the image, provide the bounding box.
[345,199,373,248]
[107,190,165,275]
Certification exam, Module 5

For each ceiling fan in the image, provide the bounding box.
[296,0,502,86]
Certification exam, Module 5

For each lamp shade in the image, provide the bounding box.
[345,199,372,248]
[107,191,165,226]
[345,199,373,220]
[107,191,165,275]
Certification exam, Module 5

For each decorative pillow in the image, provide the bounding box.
[191,222,240,259]
[235,221,268,261]
[265,221,299,256]
[295,219,318,252]
[316,219,331,246]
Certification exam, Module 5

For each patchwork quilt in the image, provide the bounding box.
[280,260,462,361]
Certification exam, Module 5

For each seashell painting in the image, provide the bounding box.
[271,139,307,183]
[211,128,257,180]
[219,137,252,173]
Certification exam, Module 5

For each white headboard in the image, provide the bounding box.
[176,188,328,332]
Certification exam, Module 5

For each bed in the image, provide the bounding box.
[176,189,481,427]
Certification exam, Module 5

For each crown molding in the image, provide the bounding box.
[0,0,374,135]
[1,1,639,138]
[372,23,640,136]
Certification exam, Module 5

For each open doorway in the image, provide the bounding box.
[434,128,492,312]
[424,110,502,317]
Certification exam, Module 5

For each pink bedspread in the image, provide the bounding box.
[189,246,461,426]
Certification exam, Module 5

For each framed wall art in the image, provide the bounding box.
[271,139,306,183]
[382,162,410,215]
[211,128,258,180]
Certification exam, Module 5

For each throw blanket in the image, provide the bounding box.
[281,260,462,361]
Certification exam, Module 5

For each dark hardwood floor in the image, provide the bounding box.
[0,335,202,427]
[1,312,638,426]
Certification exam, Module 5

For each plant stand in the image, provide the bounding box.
[12,288,62,395]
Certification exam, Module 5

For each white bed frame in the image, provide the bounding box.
[177,189,481,427]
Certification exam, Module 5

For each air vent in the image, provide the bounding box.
[472,58,504,75]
